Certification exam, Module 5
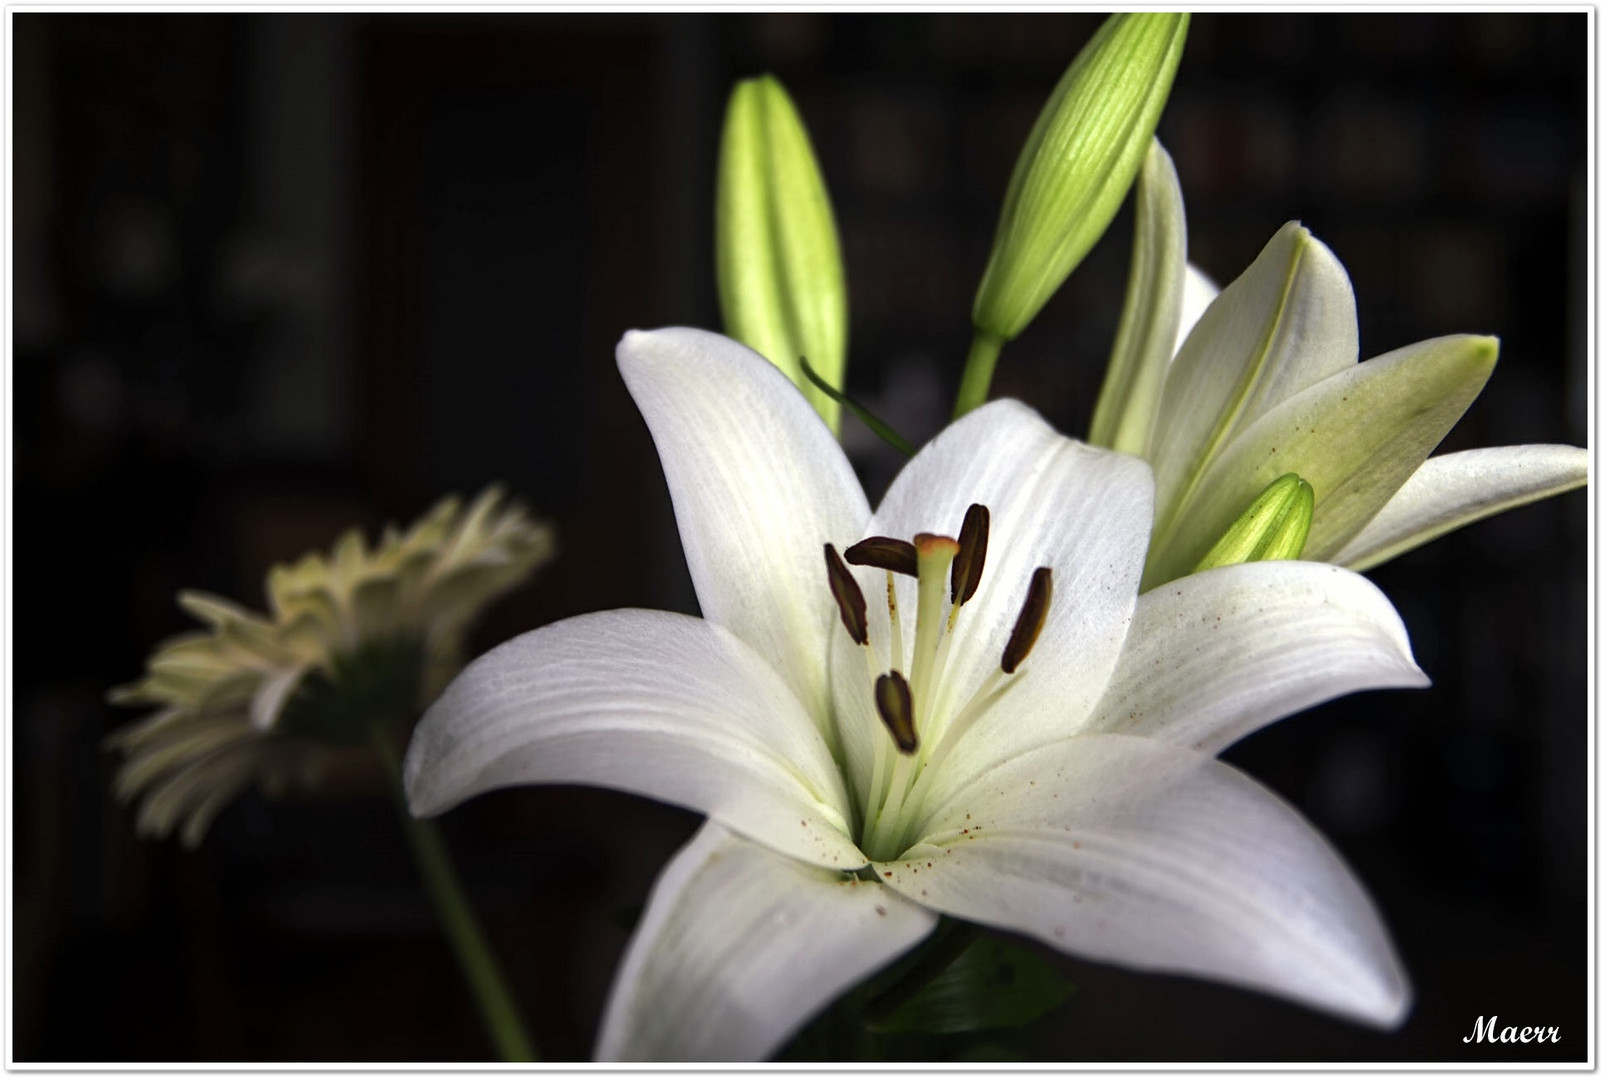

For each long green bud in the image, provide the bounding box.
[716,75,847,432]
[970,13,1189,348]
[1192,473,1316,574]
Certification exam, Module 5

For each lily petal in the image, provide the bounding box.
[618,327,872,731]
[1175,263,1218,357]
[597,822,935,1062]
[1149,224,1358,545]
[1090,139,1186,456]
[1084,561,1428,754]
[403,609,864,870]
[1329,445,1590,571]
[890,734,1409,1028]
[1147,334,1499,585]
[835,400,1152,806]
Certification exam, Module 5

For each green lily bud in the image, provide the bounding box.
[972,13,1189,344]
[1192,473,1315,574]
[716,74,847,432]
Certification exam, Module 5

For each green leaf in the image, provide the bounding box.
[716,75,847,432]
[865,933,1073,1035]
[798,355,914,457]
[972,13,1189,343]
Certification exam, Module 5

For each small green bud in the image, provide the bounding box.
[716,75,847,431]
[972,13,1189,343]
[1192,473,1315,574]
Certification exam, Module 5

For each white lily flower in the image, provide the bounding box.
[405,327,1431,1061]
[1091,141,1589,589]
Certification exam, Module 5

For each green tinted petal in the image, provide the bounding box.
[1149,223,1358,549]
[1090,138,1187,455]
[1330,444,1589,571]
[1145,335,1498,587]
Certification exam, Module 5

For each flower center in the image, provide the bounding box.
[824,503,1052,861]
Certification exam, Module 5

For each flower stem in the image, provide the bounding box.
[952,329,1006,419]
[370,722,538,1062]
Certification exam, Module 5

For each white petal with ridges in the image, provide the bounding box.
[887,734,1409,1028]
[597,822,935,1061]
[832,401,1152,810]
[1149,224,1358,540]
[618,327,872,733]
[1146,334,1499,587]
[1330,444,1590,571]
[1085,561,1428,754]
[403,609,864,870]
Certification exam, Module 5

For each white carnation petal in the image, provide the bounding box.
[1085,561,1428,754]
[618,327,872,732]
[889,734,1409,1028]
[403,609,863,870]
[598,822,936,1061]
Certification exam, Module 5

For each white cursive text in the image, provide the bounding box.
[1464,1015,1560,1044]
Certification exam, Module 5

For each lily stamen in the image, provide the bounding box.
[850,509,1053,858]
[1002,567,1053,674]
[874,671,917,754]
[950,503,990,606]
[824,543,869,646]
[844,536,918,577]
[908,534,960,720]
[885,571,905,674]
[900,567,1056,823]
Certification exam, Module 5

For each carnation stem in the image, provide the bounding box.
[953,329,1006,419]
[371,722,538,1062]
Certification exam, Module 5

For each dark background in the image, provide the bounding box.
[11,12,1590,1063]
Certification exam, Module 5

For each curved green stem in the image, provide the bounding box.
[953,329,1006,419]
[371,723,538,1062]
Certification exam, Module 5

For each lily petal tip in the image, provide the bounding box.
[1356,968,1414,1032]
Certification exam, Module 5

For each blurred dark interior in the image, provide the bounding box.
[11,12,1589,1062]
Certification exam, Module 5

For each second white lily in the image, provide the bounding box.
[405,327,1430,1060]
[1092,141,1589,589]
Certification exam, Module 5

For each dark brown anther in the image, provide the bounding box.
[950,503,990,605]
[874,670,918,754]
[1001,567,1053,674]
[844,536,918,577]
[824,544,868,646]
